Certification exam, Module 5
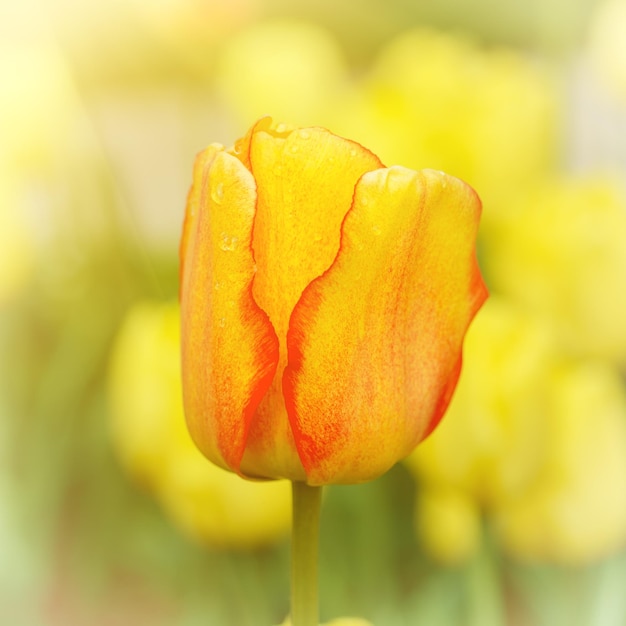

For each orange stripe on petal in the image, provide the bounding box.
[284,167,487,485]
[180,148,279,473]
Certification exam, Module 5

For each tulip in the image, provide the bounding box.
[483,177,626,363]
[179,117,486,486]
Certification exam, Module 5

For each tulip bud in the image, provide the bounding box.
[180,117,486,485]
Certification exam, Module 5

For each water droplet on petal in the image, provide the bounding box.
[219,232,238,251]
[372,224,381,235]
[211,182,224,204]
[218,317,226,328]
[383,167,408,194]
[433,170,448,187]
[298,130,311,139]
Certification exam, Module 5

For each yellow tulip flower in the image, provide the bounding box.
[180,117,487,485]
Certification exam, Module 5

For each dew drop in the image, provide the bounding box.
[298,129,311,140]
[214,281,221,290]
[219,232,238,251]
[289,144,299,154]
[276,123,289,133]
[218,317,226,328]
[372,224,381,235]
[211,182,224,204]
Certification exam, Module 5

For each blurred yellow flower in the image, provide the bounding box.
[108,300,291,549]
[484,177,626,363]
[330,28,558,223]
[407,297,626,564]
[214,19,347,126]
[495,360,626,564]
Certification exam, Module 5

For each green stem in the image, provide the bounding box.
[291,481,323,626]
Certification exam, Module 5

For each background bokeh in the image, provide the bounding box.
[2,0,626,624]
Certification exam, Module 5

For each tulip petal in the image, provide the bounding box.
[249,124,383,336]
[179,145,222,296]
[239,123,383,479]
[284,167,487,485]
[180,147,279,473]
